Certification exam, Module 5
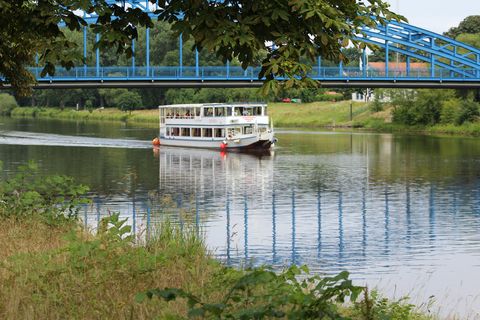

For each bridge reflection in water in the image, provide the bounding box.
[77,139,480,315]
[81,145,480,273]
[80,144,480,277]
[92,146,475,277]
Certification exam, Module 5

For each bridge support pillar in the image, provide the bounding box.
[195,49,199,77]
[317,56,321,77]
[132,39,136,77]
[362,49,366,77]
[385,24,389,77]
[146,28,150,77]
[83,26,87,77]
[385,43,389,76]
[477,54,480,78]
[430,38,435,78]
[95,33,100,78]
[179,34,183,78]
[431,55,435,78]
[35,54,39,78]
[406,56,410,77]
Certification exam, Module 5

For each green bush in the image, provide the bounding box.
[370,98,384,113]
[0,161,89,224]
[350,289,433,320]
[0,93,19,115]
[457,99,480,125]
[137,266,363,319]
[392,89,456,126]
[315,93,345,102]
[440,99,462,124]
[115,91,143,112]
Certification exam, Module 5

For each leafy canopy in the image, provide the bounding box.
[0,0,404,96]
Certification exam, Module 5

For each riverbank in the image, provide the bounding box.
[7,102,480,137]
[0,215,434,319]
[0,163,434,319]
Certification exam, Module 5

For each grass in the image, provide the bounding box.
[269,101,371,128]
[10,107,160,124]
[9,102,480,138]
[0,215,225,319]
[0,214,436,320]
[8,102,374,128]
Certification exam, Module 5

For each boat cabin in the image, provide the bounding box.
[158,103,273,148]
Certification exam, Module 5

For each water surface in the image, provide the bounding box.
[1,117,479,318]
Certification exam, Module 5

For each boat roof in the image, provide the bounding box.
[158,103,266,109]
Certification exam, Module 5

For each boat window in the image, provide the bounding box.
[192,128,201,137]
[234,107,243,116]
[215,107,225,117]
[202,128,213,137]
[235,127,242,134]
[256,107,262,115]
[166,127,171,136]
[226,107,232,116]
[185,109,193,119]
[214,128,224,138]
[171,127,180,136]
[244,125,253,134]
[166,109,173,118]
[181,128,190,136]
[204,107,214,117]
[195,107,201,117]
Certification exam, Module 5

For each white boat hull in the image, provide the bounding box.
[160,132,275,150]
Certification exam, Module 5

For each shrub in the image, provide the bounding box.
[370,98,384,113]
[350,288,433,320]
[440,99,462,124]
[392,89,455,126]
[137,266,363,319]
[0,93,18,115]
[457,99,480,125]
[0,161,89,224]
[115,90,143,112]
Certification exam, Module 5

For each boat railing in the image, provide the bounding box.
[165,114,196,119]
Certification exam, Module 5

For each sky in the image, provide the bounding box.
[385,0,480,34]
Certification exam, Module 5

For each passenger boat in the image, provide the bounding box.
[157,103,277,150]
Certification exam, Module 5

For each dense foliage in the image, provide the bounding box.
[375,89,480,127]
[0,92,18,115]
[138,266,363,319]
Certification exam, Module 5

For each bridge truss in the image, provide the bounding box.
[5,1,480,89]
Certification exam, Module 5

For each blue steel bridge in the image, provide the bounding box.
[7,0,480,89]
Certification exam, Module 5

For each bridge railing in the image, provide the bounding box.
[25,66,480,82]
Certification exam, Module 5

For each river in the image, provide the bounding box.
[1,117,479,318]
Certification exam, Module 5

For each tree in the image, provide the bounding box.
[456,33,480,49]
[457,100,480,124]
[0,0,404,96]
[114,91,143,113]
[0,93,18,115]
[445,16,480,38]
